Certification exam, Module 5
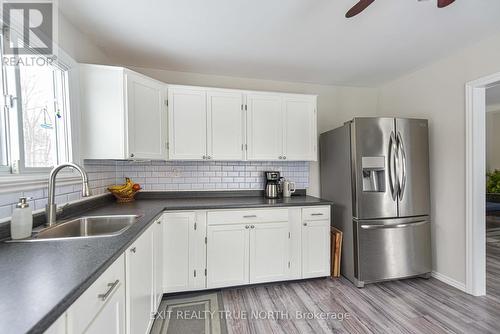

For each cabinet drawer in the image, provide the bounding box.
[208,209,289,225]
[302,206,331,221]
[68,254,125,333]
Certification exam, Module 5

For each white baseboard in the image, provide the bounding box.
[431,271,466,292]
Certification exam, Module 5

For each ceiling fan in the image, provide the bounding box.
[345,0,456,18]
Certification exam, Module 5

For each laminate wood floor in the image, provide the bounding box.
[222,244,500,334]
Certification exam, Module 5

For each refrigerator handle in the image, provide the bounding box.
[397,132,407,200]
[388,131,398,201]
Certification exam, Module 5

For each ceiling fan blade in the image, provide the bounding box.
[437,0,455,8]
[345,0,376,18]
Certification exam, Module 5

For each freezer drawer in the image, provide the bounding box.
[354,216,431,283]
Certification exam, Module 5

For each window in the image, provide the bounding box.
[0,44,73,174]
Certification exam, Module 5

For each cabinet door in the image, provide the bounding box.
[249,222,289,284]
[283,96,317,161]
[246,93,283,160]
[163,212,206,293]
[126,72,167,159]
[85,283,125,334]
[126,228,154,334]
[153,219,163,309]
[207,224,249,288]
[44,314,66,334]
[168,87,207,159]
[302,220,331,278]
[206,90,245,160]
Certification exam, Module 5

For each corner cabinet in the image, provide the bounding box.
[79,64,167,160]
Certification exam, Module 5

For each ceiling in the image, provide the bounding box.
[60,0,500,86]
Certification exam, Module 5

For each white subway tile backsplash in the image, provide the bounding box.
[0,160,309,220]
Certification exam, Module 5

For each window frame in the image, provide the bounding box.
[0,37,81,187]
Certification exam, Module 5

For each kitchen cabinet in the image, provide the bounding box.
[167,86,207,160]
[67,255,126,334]
[207,223,250,288]
[246,93,317,161]
[44,315,66,334]
[80,64,167,160]
[206,90,245,160]
[153,218,163,310]
[283,95,317,161]
[163,211,206,292]
[167,87,245,160]
[126,227,154,334]
[249,221,289,283]
[302,207,331,278]
[246,93,283,160]
[206,208,290,288]
[84,281,125,334]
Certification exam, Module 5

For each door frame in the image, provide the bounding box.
[465,71,500,296]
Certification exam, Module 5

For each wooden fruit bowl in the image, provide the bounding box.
[107,178,141,203]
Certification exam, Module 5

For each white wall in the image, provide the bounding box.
[58,12,109,64]
[486,110,500,172]
[127,66,379,196]
[377,31,500,285]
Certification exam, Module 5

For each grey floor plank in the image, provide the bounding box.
[222,239,500,334]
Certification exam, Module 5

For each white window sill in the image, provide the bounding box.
[0,172,82,194]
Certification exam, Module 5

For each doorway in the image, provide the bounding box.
[465,72,500,296]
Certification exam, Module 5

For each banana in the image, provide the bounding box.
[108,178,133,192]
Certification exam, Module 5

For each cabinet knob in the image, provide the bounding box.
[250,225,255,229]
[245,225,250,229]
[283,156,287,160]
[130,153,135,158]
[130,247,137,253]
[303,223,307,226]
[279,156,283,160]
[202,155,206,160]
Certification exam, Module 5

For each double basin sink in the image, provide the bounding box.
[11,215,140,242]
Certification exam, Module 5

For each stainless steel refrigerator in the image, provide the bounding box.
[320,117,431,287]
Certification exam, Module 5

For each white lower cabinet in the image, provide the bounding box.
[45,206,330,334]
[207,224,250,288]
[126,227,154,334]
[249,222,289,284]
[84,282,125,334]
[302,218,331,278]
[163,212,206,292]
[66,254,126,334]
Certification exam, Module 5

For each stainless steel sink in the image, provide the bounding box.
[9,215,140,242]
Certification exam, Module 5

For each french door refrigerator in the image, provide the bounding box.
[320,117,431,287]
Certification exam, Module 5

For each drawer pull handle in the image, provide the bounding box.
[98,279,120,301]
[311,213,324,216]
[243,215,257,218]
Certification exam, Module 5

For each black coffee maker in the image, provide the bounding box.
[264,171,281,198]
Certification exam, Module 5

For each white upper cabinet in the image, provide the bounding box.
[283,95,317,161]
[207,90,245,160]
[246,93,283,160]
[126,72,167,160]
[80,67,317,161]
[167,86,207,160]
[79,64,167,160]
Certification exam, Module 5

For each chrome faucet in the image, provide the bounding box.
[46,163,91,226]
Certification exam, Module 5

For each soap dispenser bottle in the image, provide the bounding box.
[11,197,33,239]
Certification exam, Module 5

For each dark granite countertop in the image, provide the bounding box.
[0,192,331,334]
